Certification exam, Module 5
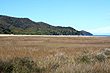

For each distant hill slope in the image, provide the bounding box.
[80,30,93,35]
[0,15,92,35]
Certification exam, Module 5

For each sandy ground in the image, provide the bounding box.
[0,34,95,37]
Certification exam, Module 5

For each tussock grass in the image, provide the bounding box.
[0,36,110,73]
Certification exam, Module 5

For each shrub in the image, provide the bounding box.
[77,55,91,63]
[0,57,45,73]
[95,54,107,62]
[0,58,13,73]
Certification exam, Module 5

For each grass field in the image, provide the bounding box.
[0,36,110,73]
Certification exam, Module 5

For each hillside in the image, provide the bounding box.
[0,15,92,35]
[80,30,93,35]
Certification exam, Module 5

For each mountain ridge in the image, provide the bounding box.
[0,15,92,35]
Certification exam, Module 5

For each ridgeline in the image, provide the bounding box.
[0,15,92,35]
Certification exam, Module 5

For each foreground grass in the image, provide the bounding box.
[0,36,110,73]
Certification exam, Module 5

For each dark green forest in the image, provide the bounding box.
[0,15,92,35]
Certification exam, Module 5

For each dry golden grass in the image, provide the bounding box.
[0,36,110,73]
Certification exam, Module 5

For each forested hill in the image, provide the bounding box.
[0,15,92,35]
[81,30,93,35]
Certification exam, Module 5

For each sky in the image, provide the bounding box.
[0,0,110,35]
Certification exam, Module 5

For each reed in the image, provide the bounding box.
[0,36,110,73]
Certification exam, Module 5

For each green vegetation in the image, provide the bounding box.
[0,15,92,35]
[0,25,13,34]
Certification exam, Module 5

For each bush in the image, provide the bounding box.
[0,57,45,73]
[77,55,91,63]
[0,58,13,73]
[95,54,107,62]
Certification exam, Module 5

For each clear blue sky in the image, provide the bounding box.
[0,0,110,35]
